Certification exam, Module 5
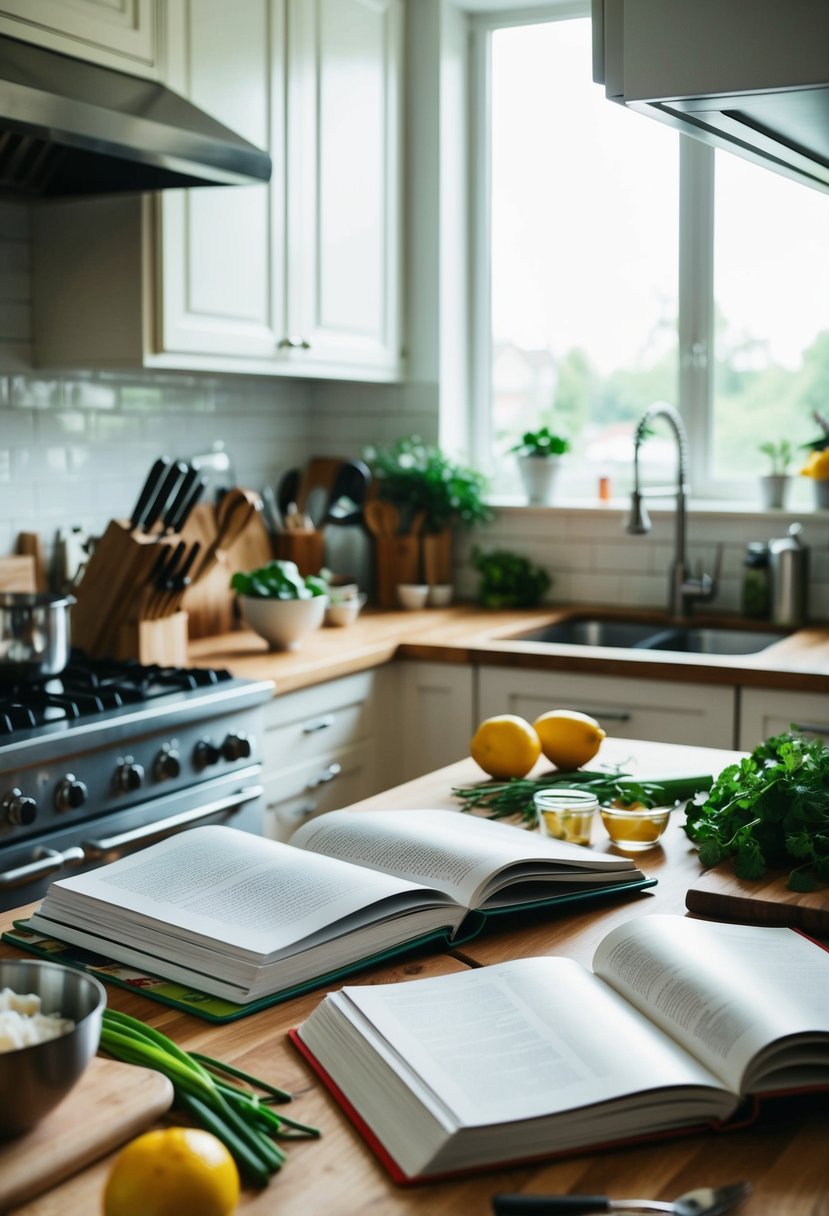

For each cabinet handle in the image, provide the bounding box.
[305,762,342,790]
[792,721,829,736]
[303,715,335,735]
[580,709,632,722]
[277,337,311,350]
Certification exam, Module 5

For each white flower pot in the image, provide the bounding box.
[517,455,562,505]
[759,474,791,510]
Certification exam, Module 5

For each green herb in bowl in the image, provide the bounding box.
[230,560,328,600]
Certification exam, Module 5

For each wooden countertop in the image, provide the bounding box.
[3,737,826,1214]
[188,603,829,694]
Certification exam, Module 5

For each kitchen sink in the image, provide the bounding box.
[508,617,786,655]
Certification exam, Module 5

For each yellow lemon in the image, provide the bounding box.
[800,449,829,479]
[103,1127,240,1216]
[533,709,606,771]
[470,714,541,779]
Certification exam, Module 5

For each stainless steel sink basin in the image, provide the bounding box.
[508,617,785,655]
[644,626,785,655]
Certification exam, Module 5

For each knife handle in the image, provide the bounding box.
[162,466,202,534]
[492,1198,611,1215]
[130,456,171,531]
[143,461,187,532]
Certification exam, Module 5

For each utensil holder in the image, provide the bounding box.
[373,535,421,607]
[275,530,326,578]
[422,529,453,587]
[116,612,189,667]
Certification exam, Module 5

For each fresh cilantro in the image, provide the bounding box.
[684,730,829,890]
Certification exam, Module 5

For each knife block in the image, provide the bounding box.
[116,612,189,667]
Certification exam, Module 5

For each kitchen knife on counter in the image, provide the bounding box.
[129,457,172,533]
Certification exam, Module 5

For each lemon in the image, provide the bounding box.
[103,1127,240,1216]
[470,714,541,779]
[800,449,829,479]
[533,709,606,771]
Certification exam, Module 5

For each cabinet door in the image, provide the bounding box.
[478,667,737,749]
[739,688,829,751]
[0,0,159,77]
[156,0,282,360]
[395,662,476,783]
[284,0,403,377]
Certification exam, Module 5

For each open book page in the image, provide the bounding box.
[31,825,463,961]
[593,915,829,1095]
[290,808,640,910]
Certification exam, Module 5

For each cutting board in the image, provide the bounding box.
[0,1056,174,1210]
[686,866,829,932]
[0,555,36,593]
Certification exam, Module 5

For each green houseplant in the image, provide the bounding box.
[364,436,491,534]
[758,439,793,509]
[510,426,571,505]
[472,548,551,609]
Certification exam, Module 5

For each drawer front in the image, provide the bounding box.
[262,740,375,841]
[477,667,737,749]
[262,672,376,769]
[739,688,829,751]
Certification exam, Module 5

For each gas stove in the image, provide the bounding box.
[0,652,274,910]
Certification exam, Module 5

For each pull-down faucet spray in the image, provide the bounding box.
[627,402,722,619]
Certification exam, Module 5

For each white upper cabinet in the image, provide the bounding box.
[30,0,405,382]
[0,0,160,78]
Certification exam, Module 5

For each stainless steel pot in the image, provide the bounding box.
[0,592,75,684]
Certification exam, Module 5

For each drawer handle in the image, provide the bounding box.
[302,715,335,735]
[580,709,632,722]
[792,721,829,737]
[277,336,311,350]
[305,762,342,790]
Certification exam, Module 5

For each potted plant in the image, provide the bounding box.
[758,439,793,509]
[510,426,570,505]
[471,547,551,608]
[364,437,492,597]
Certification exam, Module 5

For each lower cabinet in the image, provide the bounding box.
[260,669,385,841]
[738,688,829,751]
[477,666,738,749]
[393,661,476,784]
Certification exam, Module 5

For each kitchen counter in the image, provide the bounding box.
[2,735,825,1214]
[188,603,829,694]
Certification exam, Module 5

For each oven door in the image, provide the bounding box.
[0,765,264,911]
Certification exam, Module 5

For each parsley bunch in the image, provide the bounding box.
[683,731,829,891]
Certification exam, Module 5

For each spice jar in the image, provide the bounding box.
[534,788,599,846]
[741,542,770,619]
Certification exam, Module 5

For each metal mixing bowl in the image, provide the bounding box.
[0,592,75,685]
[0,959,106,1136]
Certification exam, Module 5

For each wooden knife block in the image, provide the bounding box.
[117,612,189,667]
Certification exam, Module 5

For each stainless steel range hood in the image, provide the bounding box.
[593,0,829,195]
[0,34,271,198]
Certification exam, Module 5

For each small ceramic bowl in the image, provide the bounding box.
[240,594,327,650]
[327,576,360,601]
[428,583,454,607]
[599,803,672,851]
[325,594,366,627]
[397,583,429,610]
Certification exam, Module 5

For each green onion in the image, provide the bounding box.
[100,1009,320,1187]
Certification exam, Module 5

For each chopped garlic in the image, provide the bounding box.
[0,988,74,1052]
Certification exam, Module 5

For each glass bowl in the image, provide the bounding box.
[599,803,672,851]
[534,788,599,847]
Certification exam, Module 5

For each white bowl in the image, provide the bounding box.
[240,595,327,650]
[397,583,429,611]
[325,594,366,627]
[428,583,454,607]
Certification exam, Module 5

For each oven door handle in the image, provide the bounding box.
[0,846,86,890]
[83,784,265,858]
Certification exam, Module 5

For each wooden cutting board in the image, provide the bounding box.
[0,555,36,593]
[686,866,829,932]
[0,1056,174,1210]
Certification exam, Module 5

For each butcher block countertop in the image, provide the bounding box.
[2,737,826,1215]
[188,603,829,694]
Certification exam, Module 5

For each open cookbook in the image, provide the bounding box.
[23,810,652,1005]
[291,914,829,1182]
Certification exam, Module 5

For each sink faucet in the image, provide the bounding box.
[626,402,722,619]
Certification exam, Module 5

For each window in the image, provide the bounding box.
[472,4,829,503]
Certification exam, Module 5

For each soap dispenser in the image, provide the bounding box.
[769,522,809,627]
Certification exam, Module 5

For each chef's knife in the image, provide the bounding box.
[161,466,206,535]
[142,461,188,533]
[129,456,172,532]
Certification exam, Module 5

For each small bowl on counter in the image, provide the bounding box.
[599,803,672,851]
[325,594,367,627]
[0,959,106,1136]
[240,594,327,651]
[397,583,429,611]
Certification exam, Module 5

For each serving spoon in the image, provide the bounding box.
[492,1182,751,1216]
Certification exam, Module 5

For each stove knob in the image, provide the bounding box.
[55,775,88,812]
[2,789,37,826]
[193,738,220,769]
[154,747,181,782]
[222,732,253,762]
[115,761,144,793]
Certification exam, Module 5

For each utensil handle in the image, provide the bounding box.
[492,1198,611,1215]
[130,456,171,530]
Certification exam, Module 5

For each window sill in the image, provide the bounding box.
[487,496,828,520]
